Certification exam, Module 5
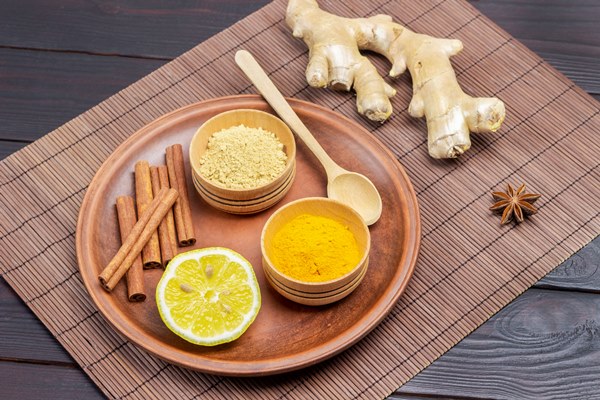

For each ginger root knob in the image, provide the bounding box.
[286,0,506,158]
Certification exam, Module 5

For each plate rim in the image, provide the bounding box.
[76,94,421,376]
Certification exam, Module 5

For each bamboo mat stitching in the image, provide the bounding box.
[277,382,301,399]
[389,0,448,23]
[84,342,129,370]
[457,37,514,77]
[57,310,100,337]
[119,365,171,399]
[27,272,81,309]
[190,380,224,400]
[0,186,87,241]
[240,51,308,94]
[25,270,79,303]
[2,232,74,275]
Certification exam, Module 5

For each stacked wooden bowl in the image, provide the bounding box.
[261,198,371,306]
[189,109,296,214]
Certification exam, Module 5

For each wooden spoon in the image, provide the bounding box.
[235,50,382,225]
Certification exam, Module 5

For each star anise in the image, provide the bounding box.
[490,183,541,225]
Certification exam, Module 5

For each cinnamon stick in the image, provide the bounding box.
[135,160,161,268]
[150,165,176,265]
[166,144,196,246]
[99,188,178,292]
[116,196,146,302]
[157,165,178,259]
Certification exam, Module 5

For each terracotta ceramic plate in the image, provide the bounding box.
[76,95,420,376]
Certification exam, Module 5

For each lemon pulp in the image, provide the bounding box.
[156,247,261,346]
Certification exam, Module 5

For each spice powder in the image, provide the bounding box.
[270,214,361,282]
[199,124,287,189]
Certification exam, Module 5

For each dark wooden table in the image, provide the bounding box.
[1,1,598,398]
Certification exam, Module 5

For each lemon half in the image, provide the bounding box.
[156,247,261,346]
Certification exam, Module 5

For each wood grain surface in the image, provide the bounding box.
[395,238,600,399]
[0,0,598,398]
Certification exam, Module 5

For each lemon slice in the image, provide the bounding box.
[156,247,261,346]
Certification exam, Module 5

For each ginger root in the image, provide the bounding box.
[286,0,506,158]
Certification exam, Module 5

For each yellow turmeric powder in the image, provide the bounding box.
[270,214,361,282]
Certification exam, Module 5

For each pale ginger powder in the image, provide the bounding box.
[199,124,287,189]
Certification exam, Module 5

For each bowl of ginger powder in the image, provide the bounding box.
[189,109,296,214]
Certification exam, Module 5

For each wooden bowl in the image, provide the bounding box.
[189,109,296,214]
[261,197,371,306]
[263,260,368,306]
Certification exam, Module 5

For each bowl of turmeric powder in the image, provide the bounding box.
[261,197,370,306]
[189,109,296,214]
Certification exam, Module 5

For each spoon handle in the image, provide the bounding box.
[235,50,344,179]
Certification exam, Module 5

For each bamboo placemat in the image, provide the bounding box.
[1,0,598,398]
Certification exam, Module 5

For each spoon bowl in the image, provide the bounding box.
[327,172,381,225]
[235,50,382,225]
